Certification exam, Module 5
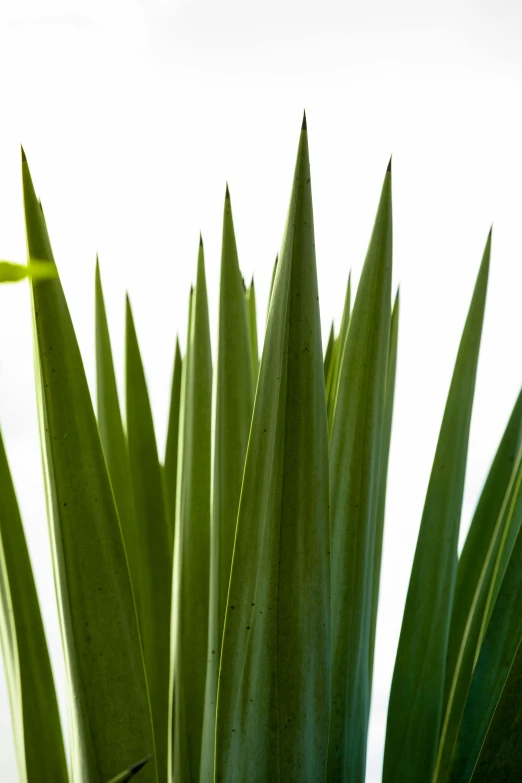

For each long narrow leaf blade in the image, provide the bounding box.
[215,113,331,783]
[169,239,212,782]
[323,322,335,382]
[126,298,171,783]
[0,426,68,782]
[433,389,522,781]
[200,186,255,781]
[327,161,393,782]
[369,288,400,686]
[164,338,183,551]
[245,276,259,383]
[383,231,491,783]
[448,452,522,781]
[22,151,156,782]
[327,272,351,431]
[95,260,140,602]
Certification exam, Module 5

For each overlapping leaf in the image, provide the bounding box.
[327,162,392,783]
[434,388,522,782]
[0,427,68,783]
[369,289,400,686]
[245,276,259,383]
[169,240,212,782]
[215,115,331,783]
[126,298,171,782]
[164,338,183,548]
[22,151,156,782]
[200,186,255,782]
[95,261,140,603]
[383,231,491,783]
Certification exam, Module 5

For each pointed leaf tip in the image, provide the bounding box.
[302,110,307,130]
[387,156,392,173]
[199,232,203,248]
[21,144,27,163]
[225,182,230,200]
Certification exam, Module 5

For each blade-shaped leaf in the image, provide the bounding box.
[0,426,68,783]
[169,238,212,782]
[126,298,171,783]
[383,231,491,783]
[95,260,140,604]
[470,634,522,781]
[164,338,183,549]
[369,288,400,687]
[200,186,255,781]
[323,321,335,383]
[327,272,351,431]
[433,389,522,782]
[327,161,392,782]
[215,113,331,783]
[265,253,278,326]
[22,151,156,782]
[448,449,522,781]
[245,276,259,383]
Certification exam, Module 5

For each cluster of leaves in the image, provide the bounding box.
[0,116,521,783]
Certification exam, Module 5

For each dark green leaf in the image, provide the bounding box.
[215,116,331,783]
[383,231,491,783]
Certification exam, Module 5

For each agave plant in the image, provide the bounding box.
[0,114,521,783]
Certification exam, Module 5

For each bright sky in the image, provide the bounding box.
[0,2,521,780]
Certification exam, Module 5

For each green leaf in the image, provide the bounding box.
[444,387,522,709]
[448,448,522,781]
[215,113,331,783]
[323,321,335,383]
[245,276,259,383]
[266,253,278,326]
[0,426,69,783]
[126,297,171,783]
[95,260,140,606]
[383,230,491,783]
[470,635,522,781]
[164,338,183,551]
[106,756,152,783]
[22,151,156,782]
[433,388,522,782]
[0,259,58,282]
[200,186,255,781]
[169,238,212,782]
[327,272,351,432]
[327,161,393,782]
[369,288,400,687]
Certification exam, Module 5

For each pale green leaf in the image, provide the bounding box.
[169,239,212,782]
[0,426,68,783]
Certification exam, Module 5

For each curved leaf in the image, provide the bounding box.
[0,426,68,783]
[383,230,491,783]
[22,150,156,782]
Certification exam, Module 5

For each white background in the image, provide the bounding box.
[0,1,521,780]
